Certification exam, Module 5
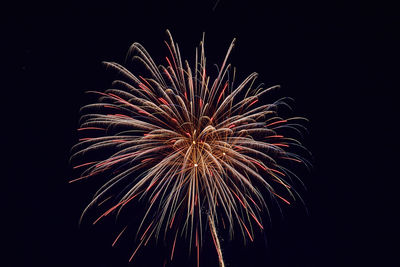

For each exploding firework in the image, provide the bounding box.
[70,30,310,267]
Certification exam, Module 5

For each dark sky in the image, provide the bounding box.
[5,0,398,266]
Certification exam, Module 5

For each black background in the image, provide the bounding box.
[4,0,398,266]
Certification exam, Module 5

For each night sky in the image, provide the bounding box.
[5,1,398,266]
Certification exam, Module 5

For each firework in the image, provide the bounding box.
[70,30,310,267]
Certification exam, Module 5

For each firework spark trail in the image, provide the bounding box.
[209,215,225,267]
[70,30,310,266]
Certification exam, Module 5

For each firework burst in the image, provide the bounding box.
[70,30,310,266]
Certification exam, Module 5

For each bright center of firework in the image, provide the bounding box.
[192,140,196,145]
[194,163,198,167]
[223,152,226,156]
